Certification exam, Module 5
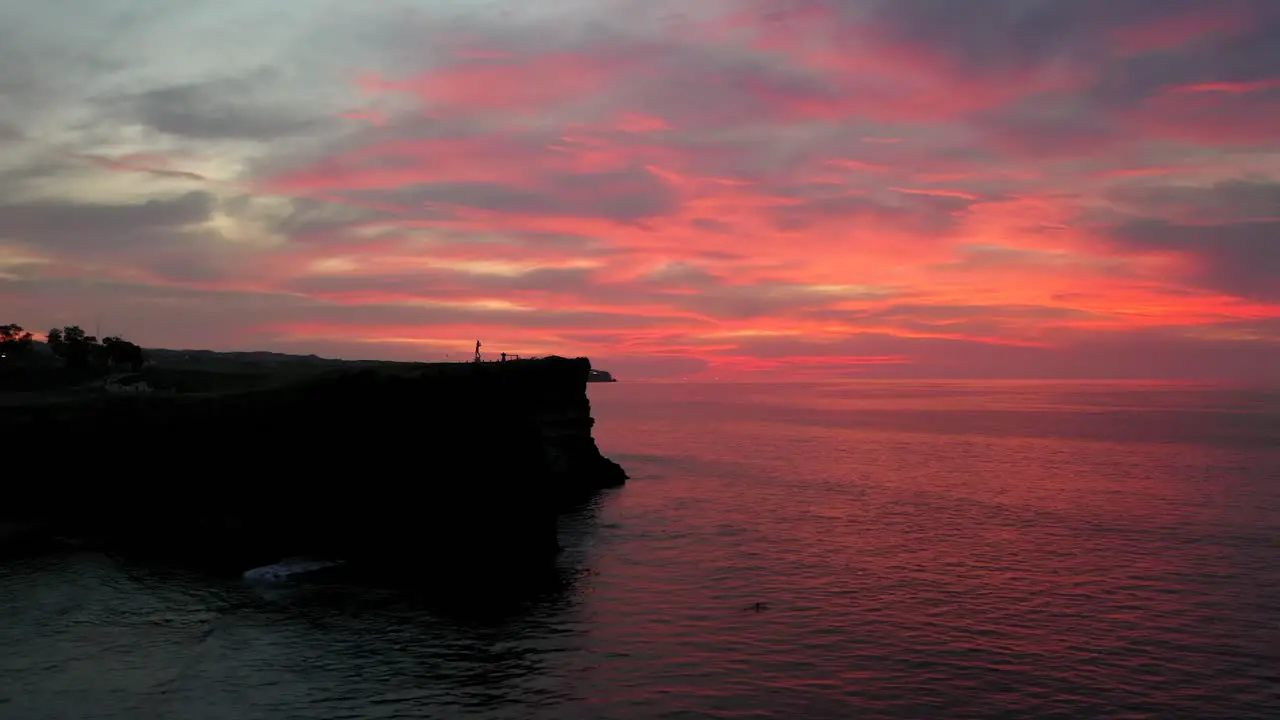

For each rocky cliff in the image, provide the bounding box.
[0,356,626,571]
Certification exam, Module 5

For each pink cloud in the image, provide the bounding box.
[889,187,981,201]
[1111,7,1254,55]
[339,108,388,126]
[10,2,1280,380]
[1164,79,1280,95]
[1124,92,1280,145]
[80,153,206,181]
[354,47,641,116]
[615,113,671,134]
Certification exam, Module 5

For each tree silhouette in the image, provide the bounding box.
[47,325,101,371]
[99,336,145,372]
[0,324,34,362]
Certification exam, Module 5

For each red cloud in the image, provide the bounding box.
[1124,91,1280,145]
[246,85,1280,376]
[81,153,206,181]
[1164,79,1280,95]
[355,47,642,116]
[889,187,981,201]
[339,108,388,126]
[19,2,1280,380]
[615,113,671,134]
[1111,7,1254,55]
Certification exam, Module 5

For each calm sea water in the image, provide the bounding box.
[3,381,1279,719]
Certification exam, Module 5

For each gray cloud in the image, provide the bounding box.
[354,169,680,223]
[969,99,1125,158]
[0,191,216,252]
[286,257,862,323]
[1094,180,1280,300]
[141,247,235,284]
[252,196,392,245]
[286,263,843,323]
[1108,219,1280,300]
[121,78,322,141]
[285,265,597,299]
[605,270,868,320]
[769,188,975,235]
[819,302,1101,324]
[862,0,1279,75]
[717,326,1280,381]
[1109,180,1280,222]
[801,302,1107,346]
[289,300,684,332]
[838,0,1280,157]
[1,273,693,345]
[1,0,1278,377]
[640,261,722,288]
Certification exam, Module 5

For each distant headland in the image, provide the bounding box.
[0,322,627,574]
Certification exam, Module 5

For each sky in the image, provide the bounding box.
[1,0,1278,380]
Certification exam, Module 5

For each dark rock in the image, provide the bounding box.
[0,522,52,558]
[0,356,626,574]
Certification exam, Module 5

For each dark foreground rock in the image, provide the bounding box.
[0,356,626,573]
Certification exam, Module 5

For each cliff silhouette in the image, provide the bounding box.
[1,356,626,572]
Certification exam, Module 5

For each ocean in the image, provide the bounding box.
[3,380,1278,719]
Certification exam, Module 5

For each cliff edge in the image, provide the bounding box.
[0,356,626,571]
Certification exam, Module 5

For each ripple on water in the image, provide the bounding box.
[2,381,1279,719]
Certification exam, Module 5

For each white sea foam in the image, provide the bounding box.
[242,557,344,583]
